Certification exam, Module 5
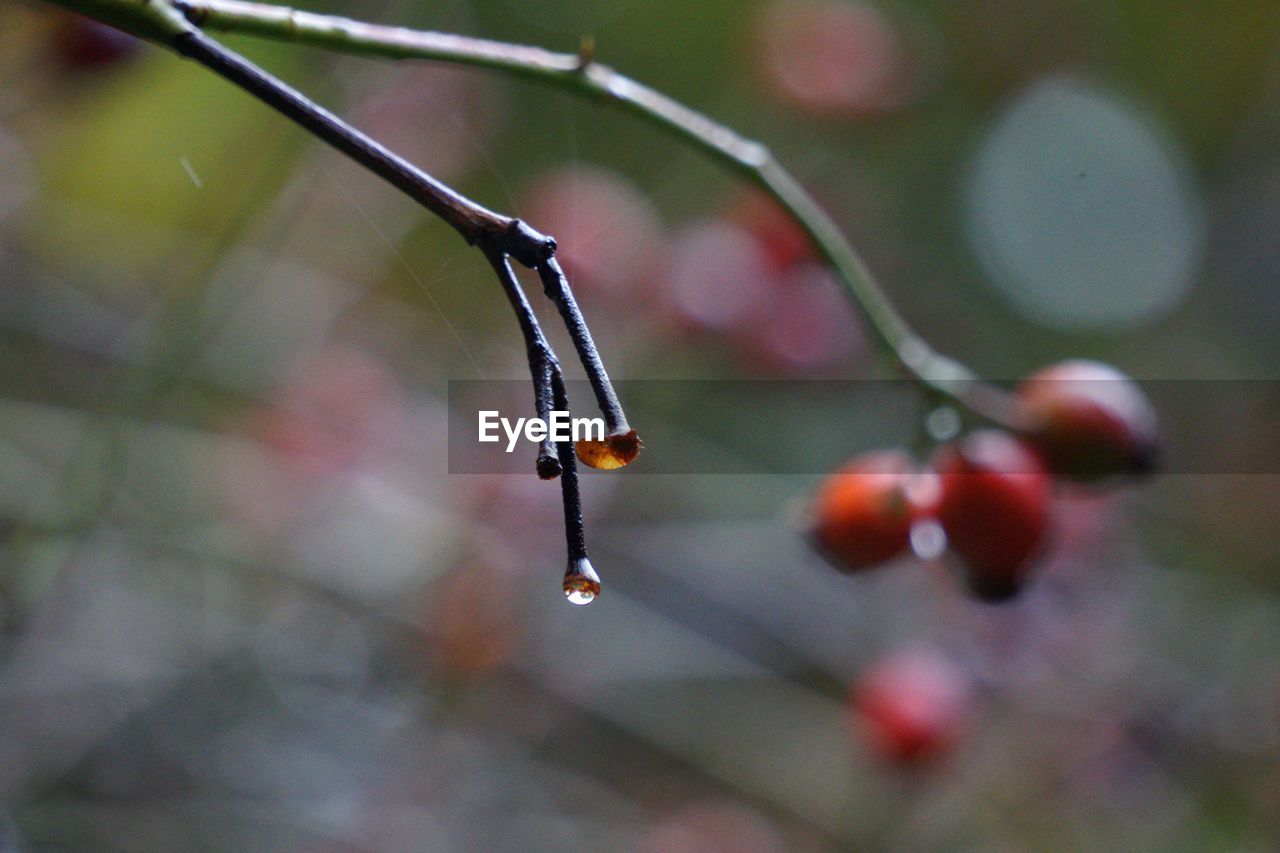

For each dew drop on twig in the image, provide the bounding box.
[563,557,601,606]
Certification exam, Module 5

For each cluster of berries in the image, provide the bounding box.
[810,361,1157,600]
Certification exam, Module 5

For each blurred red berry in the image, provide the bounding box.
[55,16,139,70]
[744,262,861,374]
[424,561,522,679]
[850,649,971,764]
[810,450,925,571]
[244,347,404,480]
[724,189,814,271]
[351,65,499,182]
[755,0,914,117]
[933,430,1051,601]
[1015,360,1159,482]
[519,166,662,301]
[664,219,775,333]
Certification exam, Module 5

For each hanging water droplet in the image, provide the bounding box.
[564,582,597,605]
[562,557,601,606]
[575,429,642,470]
[910,519,947,560]
[925,406,962,442]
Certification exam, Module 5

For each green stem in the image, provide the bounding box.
[43,0,1019,427]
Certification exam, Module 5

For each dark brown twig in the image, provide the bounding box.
[161,24,614,592]
[169,27,636,454]
[535,258,629,435]
[551,370,588,564]
[483,248,561,480]
[169,28,554,265]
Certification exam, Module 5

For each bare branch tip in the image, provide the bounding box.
[537,454,563,480]
[576,35,596,71]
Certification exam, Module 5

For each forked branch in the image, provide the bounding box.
[37,0,1034,605]
[42,0,627,599]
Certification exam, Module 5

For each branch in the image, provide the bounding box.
[40,0,633,596]
[475,251,600,599]
[535,258,624,434]
[483,250,562,480]
[47,0,641,440]
[551,370,601,606]
[35,0,1034,600]
[169,0,1017,426]
[168,27,551,264]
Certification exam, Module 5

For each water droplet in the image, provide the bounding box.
[575,429,642,470]
[562,557,601,606]
[910,519,947,560]
[564,583,597,605]
[925,406,962,442]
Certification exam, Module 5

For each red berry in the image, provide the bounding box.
[934,430,1051,600]
[55,16,139,70]
[724,189,814,271]
[810,450,924,571]
[850,649,971,765]
[350,65,499,185]
[1015,360,1158,482]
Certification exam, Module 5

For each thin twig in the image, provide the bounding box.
[536,258,628,435]
[483,249,562,479]
[167,28,552,265]
[551,370,588,563]
[162,21,638,447]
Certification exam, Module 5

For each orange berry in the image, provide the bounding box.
[811,450,923,571]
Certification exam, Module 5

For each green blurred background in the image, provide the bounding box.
[0,0,1277,849]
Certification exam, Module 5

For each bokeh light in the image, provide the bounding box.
[965,77,1204,330]
[754,0,919,117]
[0,126,35,224]
[518,166,662,301]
